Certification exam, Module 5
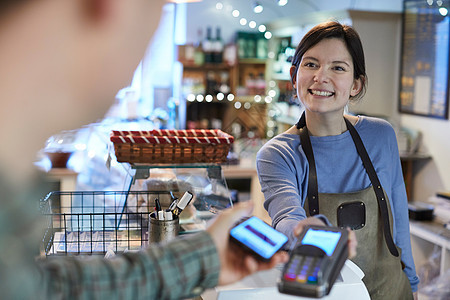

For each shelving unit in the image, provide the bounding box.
[182,62,235,132]
[180,52,269,139]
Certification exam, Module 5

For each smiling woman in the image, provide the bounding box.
[257,21,419,300]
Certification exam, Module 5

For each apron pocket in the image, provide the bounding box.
[337,201,366,230]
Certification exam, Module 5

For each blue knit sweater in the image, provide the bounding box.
[256,115,419,292]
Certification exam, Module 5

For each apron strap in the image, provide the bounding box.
[296,112,399,257]
[297,113,319,216]
[344,118,399,257]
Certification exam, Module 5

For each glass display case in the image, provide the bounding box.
[125,163,233,233]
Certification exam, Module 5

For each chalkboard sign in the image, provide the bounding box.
[399,0,449,119]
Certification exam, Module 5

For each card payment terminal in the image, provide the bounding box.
[278,226,348,298]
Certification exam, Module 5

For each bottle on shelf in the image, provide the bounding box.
[182,76,205,98]
[256,34,268,59]
[223,43,237,66]
[245,73,257,95]
[256,73,266,95]
[218,72,230,95]
[212,27,224,64]
[198,119,209,129]
[246,35,256,59]
[211,118,222,130]
[184,44,195,64]
[275,37,293,77]
[279,38,289,58]
[194,28,204,66]
[237,32,247,59]
[203,26,214,63]
[205,71,217,95]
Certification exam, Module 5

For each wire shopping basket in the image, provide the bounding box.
[40,190,172,256]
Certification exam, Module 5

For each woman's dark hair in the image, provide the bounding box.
[291,21,367,101]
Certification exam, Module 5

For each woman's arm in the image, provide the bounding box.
[256,139,309,245]
[388,128,420,293]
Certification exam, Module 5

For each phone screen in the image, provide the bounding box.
[301,228,342,256]
[230,216,288,260]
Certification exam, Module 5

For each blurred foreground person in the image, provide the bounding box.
[0,0,287,299]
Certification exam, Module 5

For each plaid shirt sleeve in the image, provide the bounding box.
[38,231,220,300]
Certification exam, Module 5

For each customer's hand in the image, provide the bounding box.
[293,217,358,259]
[206,201,289,286]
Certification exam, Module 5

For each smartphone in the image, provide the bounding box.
[229,216,288,261]
[278,225,348,298]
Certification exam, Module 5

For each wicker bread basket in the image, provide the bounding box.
[110,129,234,164]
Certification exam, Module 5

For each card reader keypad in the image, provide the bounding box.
[283,254,323,284]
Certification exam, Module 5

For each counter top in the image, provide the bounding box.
[201,260,370,300]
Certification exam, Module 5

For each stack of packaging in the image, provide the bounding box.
[428,192,450,228]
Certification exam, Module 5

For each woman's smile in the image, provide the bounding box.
[308,89,335,97]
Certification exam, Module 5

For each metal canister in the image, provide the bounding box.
[148,212,180,243]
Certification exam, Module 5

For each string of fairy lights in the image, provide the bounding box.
[214,1,275,39]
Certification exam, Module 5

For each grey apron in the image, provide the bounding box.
[296,113,413,300]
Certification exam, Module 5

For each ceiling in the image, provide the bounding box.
[183,0,403,44]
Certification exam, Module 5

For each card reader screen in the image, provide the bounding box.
[230,216,288,259]
[301,228,341,256]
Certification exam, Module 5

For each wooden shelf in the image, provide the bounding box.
[182,63,235,70]
[238,58,267,65]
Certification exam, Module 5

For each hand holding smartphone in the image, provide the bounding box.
[229,216,288,261]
